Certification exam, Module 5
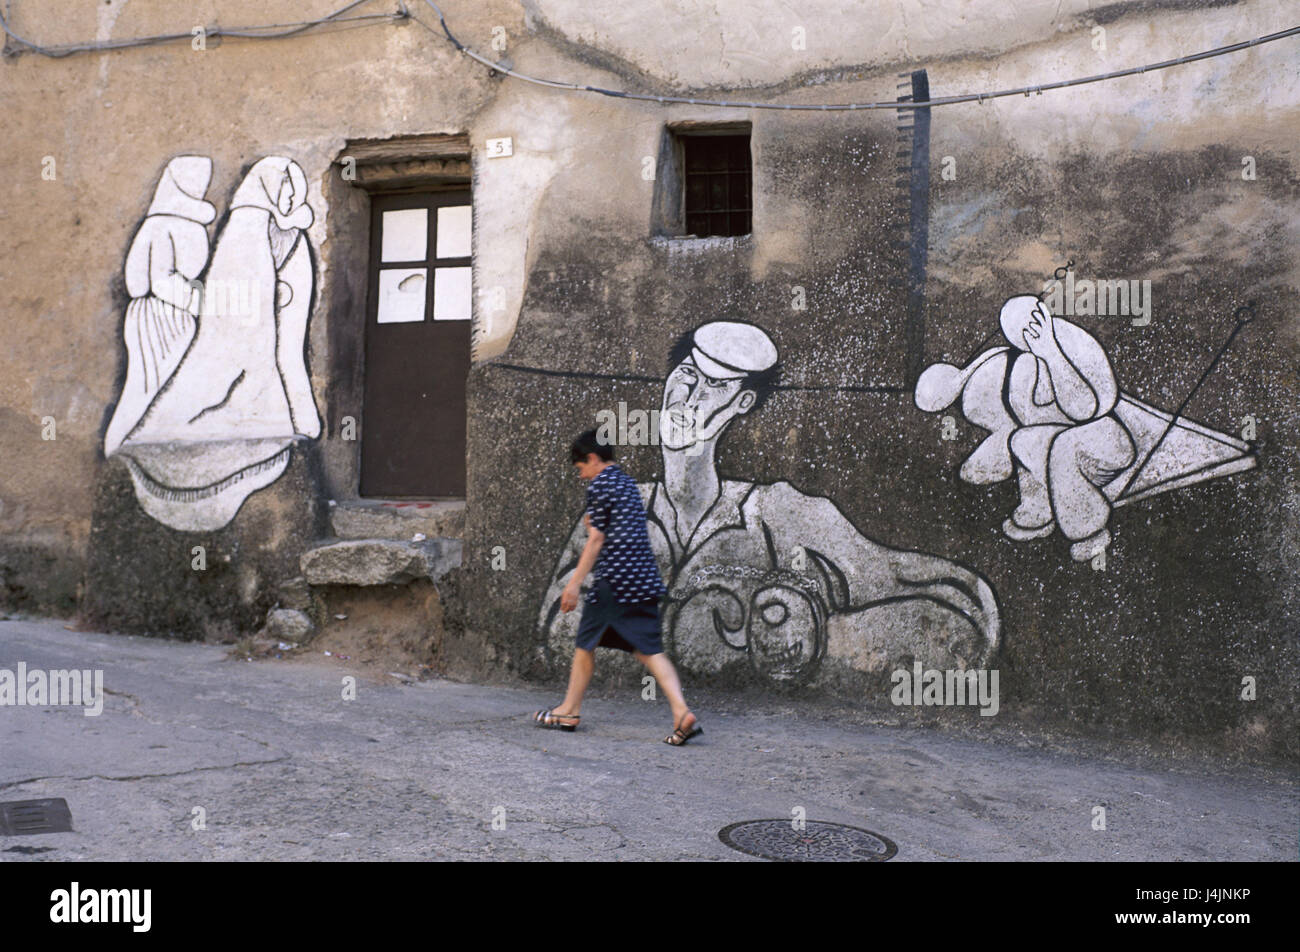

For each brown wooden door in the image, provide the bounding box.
[360,190,471,498]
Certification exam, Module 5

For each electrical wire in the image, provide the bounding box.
[4,0,1295,112]
[0,0,409,58]
[416,1,1300,111]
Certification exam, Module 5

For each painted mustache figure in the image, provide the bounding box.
[105,156,321,531]
[541,321,1003,685]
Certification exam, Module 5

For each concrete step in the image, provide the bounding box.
[301,537,462,587]
[329,499,465,541]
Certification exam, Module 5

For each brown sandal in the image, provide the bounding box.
[534,708,580,732]
[664,711,702,746]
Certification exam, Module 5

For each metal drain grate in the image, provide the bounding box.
[719,819,897,862]
[0,798,73,836]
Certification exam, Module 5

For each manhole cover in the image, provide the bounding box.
[0,799,73,836]
[718,820,897,862]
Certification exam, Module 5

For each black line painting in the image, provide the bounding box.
[483,362,909,394]
[915,294,1256,561]
[538,320,1002,685]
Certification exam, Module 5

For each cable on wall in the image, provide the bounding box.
[4,0,1296,113]
[0,0,410,58]
[415,1,1300,112]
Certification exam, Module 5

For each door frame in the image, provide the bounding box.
[323,134,474,502]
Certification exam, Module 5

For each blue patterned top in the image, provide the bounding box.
[584,464,668,605]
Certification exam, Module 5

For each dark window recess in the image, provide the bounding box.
[681,134,751,237]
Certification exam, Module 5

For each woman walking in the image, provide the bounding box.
[533,429,702,746]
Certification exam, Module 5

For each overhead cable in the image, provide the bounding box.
[416,1,1300,111]
[0,0,409,57]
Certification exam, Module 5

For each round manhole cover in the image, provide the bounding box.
[718,820,898,862]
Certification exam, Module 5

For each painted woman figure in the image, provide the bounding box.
[104,156,215,456]
[106,156,322,532]
[135,156,318,442]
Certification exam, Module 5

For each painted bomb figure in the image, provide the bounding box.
[916,293,1255,562]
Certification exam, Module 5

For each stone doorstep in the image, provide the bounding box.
[329,499,466,541]
[300,537,463,588]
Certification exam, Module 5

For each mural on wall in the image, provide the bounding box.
[104,155,321,532]
[538,321,1002,684]
[915,294,1256,561]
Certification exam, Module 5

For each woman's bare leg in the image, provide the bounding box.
[634,650,689,725]
[551,647,594,717]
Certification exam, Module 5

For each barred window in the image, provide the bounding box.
[682,133,752,238]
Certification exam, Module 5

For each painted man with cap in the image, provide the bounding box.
[539,321,1002,685]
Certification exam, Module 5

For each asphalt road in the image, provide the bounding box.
[1,619,1295,861]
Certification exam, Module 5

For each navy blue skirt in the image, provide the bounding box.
[576,578,664,655]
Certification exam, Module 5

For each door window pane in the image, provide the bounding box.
[381,208,428,262]
[436,205,472,259]
[432,266,471,321]
[377,268,427,323]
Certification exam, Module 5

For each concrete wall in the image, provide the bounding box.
[1,0,1296,759]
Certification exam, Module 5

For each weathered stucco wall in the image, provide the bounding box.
[1,0,1296,759]
[467,0,1300,761]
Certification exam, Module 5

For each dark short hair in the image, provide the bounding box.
[668,328,781,412]
[570,428,614,463]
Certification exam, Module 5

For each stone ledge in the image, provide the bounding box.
[329,500,465,541]
[301,538,463,587]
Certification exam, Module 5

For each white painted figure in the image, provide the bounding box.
[916,294,1255,561]
[104,156,321,531]
[541,321,1002,684]
[104,156,215,457]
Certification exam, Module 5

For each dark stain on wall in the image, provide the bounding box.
[80,448,328,639]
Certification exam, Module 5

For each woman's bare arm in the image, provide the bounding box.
[561,521,605,611]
